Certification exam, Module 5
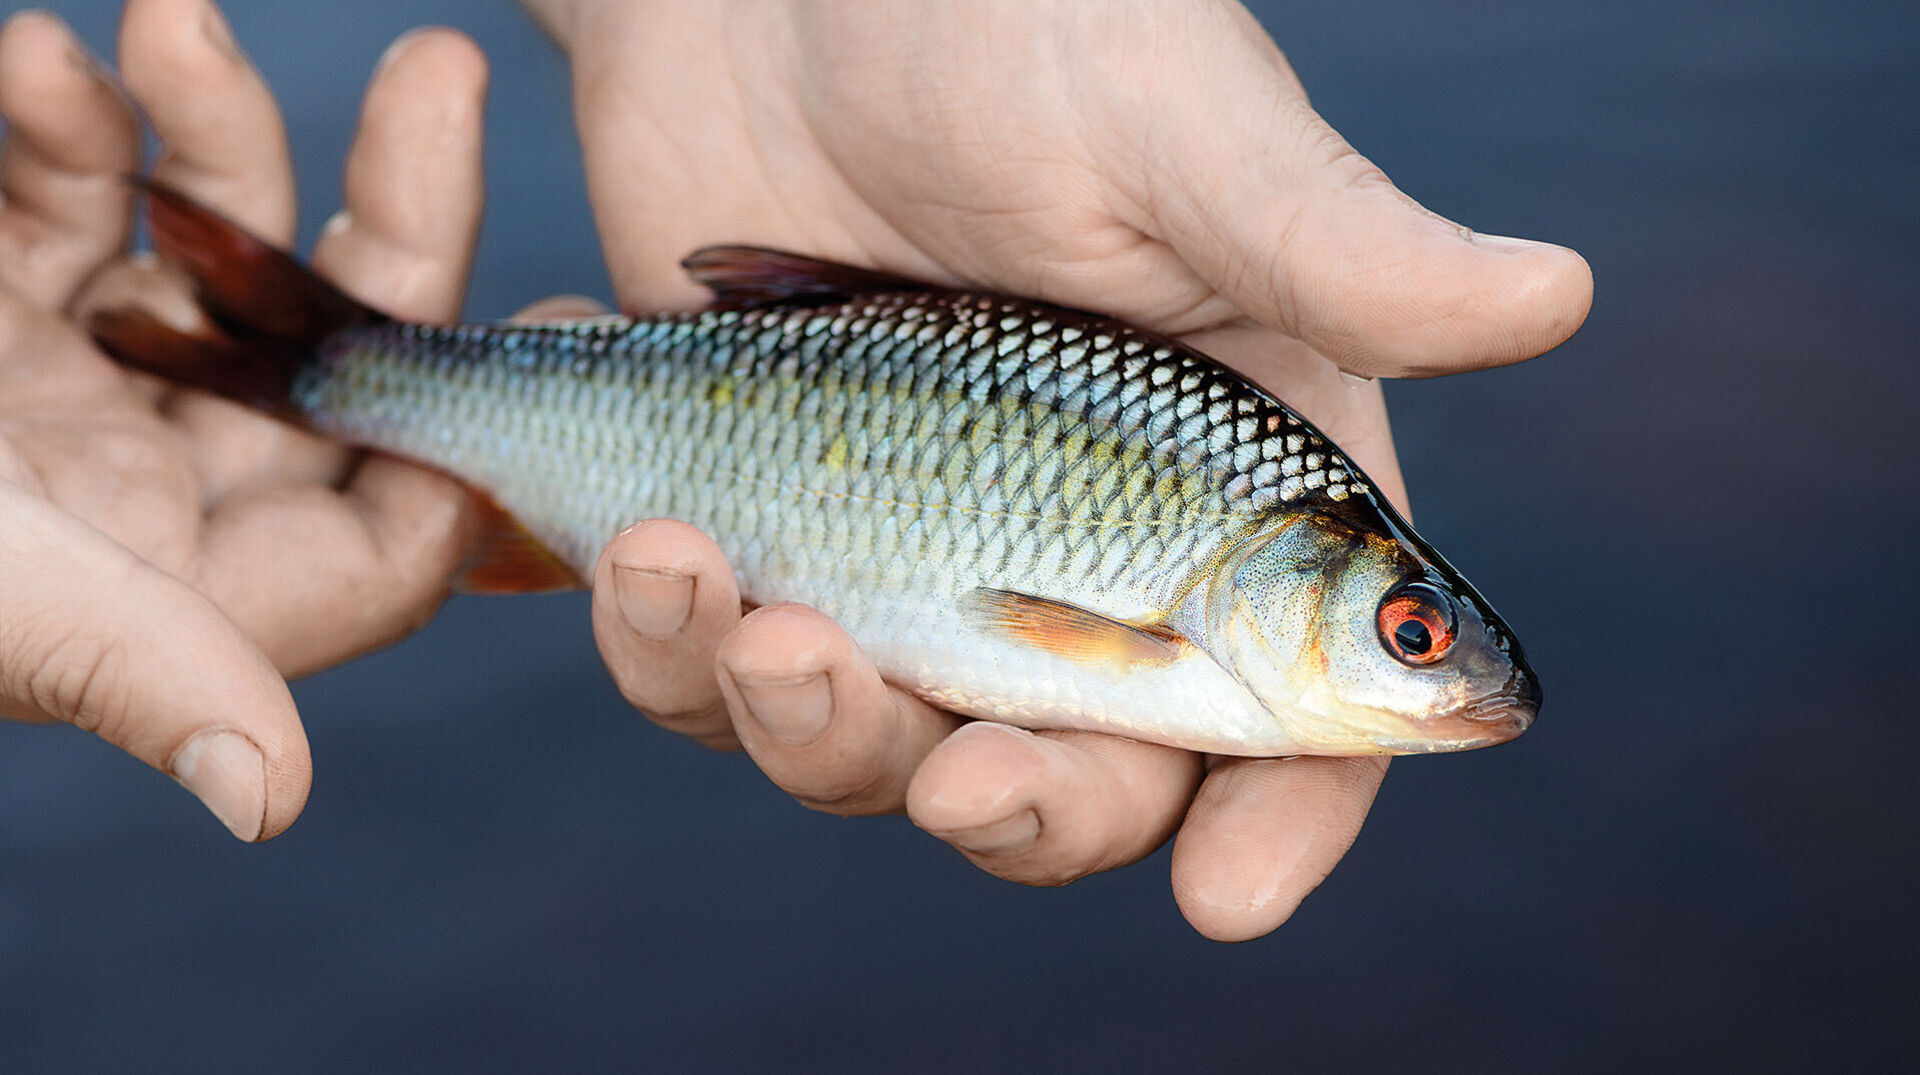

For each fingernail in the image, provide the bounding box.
[945,808,1040,855]
[169,729,266,842]
[1468,232,1556,253]
[374,28,425,76]
[319,210,353,241]
[733,671,832,745]
[613,564,694,639]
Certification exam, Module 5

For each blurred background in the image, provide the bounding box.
[3,0,1915,1069]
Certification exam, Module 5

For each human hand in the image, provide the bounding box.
[0,0,488,838]
[525,0,1592,938]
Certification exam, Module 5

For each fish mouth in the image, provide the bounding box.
[1442,674,1541,747]
[1455,697,1535,739]
[1375,681,1540,755]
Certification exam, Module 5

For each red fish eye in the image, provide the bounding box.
[1378,585,1457,666]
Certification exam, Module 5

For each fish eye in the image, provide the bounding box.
[1377,583,1457,666]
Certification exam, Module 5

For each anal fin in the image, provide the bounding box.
[456,493,584,594]
[962,588,1190,670]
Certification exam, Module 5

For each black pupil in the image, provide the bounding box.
[1394,618,1433,655]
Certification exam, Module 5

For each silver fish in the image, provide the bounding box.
[94,182,1539,756]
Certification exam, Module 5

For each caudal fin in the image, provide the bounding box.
[87,178,379,417]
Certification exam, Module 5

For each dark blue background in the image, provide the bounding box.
[4,1,1915,1069]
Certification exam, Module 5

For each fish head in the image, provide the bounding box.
[1182,512,1538,755]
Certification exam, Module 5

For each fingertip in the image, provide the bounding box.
[1153,90,1592,376]
[716,607,842,750]
[589,520,742,742]
[906,722,1049,834]
[315,27,487,321]
[1487,236,1593,361]
[598,518,732,642]
[717,603,842,681]
[1311,208,1597,378]
[0,8,140,297]
[122,0,294,244]
[379,25,487,76]
[511,295,613,322]
[0,10,77,76]
[1170,755,1388,942]
[366,25,489,128]
[169,725,312,842]
[602,517,732,582]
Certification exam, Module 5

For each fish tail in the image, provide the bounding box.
[87,178,379,419]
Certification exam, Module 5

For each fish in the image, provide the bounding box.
[91,180,1540,757]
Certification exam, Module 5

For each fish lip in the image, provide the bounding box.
[1460,652,1541,734]
[1455,702,1534,744]
[1460,694,1537,731]
[1407,688,1536,752]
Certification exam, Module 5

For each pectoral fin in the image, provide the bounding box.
[963,588,1190,669]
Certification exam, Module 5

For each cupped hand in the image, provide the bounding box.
[0,0,488,839]
[528,0,1592,939]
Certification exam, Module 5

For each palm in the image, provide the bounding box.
[0,313,454,678]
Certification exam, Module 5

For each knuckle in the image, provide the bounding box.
[972,852,1089,889]
[632,697,734,745]
[783,766,902,817]
[8,621,133,736]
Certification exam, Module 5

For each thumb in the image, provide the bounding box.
[1133,28,1592,377]
[0,482,311,841]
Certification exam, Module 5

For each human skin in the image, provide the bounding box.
[0,0,497,839]
[519,0,1593,940]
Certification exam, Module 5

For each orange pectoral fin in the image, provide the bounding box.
[962,588,1190,669]
[455,493,584,594]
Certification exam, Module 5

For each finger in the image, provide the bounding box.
[907,724,1203,886]
[165,23,487,669]
[1169,755,1389,942]
[0,11,139,308]
[0,282,126,401]
[590,520,744,748]
[168,27,489,511]
[0,482,310,841]
[715,604,962,814]
[191,454,474,678]
[512,295,611,322]
[120,0,295,243]
[120,0,349,503]
[1120,9,1591,377]
[309,27,488,319]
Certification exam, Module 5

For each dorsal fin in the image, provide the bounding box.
[681,245,931,310]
